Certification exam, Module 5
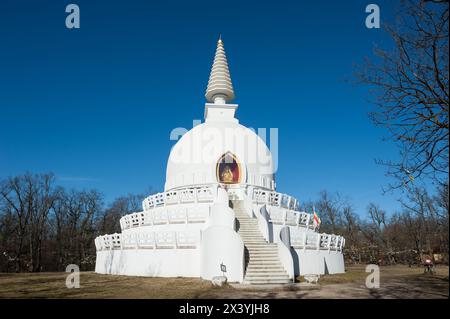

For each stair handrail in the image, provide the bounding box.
[254,204,272,242]
[277,226,295,282]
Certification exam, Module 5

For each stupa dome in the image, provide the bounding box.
[165,120,275,191]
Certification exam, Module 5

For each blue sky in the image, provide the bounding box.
[0,0,412,217]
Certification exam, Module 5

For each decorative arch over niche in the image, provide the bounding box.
[216,152,242,184]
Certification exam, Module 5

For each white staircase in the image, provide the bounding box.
[232,201,291,285]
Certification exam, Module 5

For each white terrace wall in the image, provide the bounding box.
[95,187,245,282]
[95,248,201,277]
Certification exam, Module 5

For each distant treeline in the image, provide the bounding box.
[0,173,448,273]
[0,173,147,272]
[301,186,449,265]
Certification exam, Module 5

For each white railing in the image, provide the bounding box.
[95,230,201,251]
[289,230,345,252]
[120,205,211,231]
[265,205,312,228]
[142,185,217,211]
[252,188,300,211]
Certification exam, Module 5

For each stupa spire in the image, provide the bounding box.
[205,37,235,104]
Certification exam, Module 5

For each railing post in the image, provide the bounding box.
[303,232,307,252]
[327,235,332,253]
[175,231,178,249]
[316,233,320,251]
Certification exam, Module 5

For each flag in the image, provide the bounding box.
[313,206,321,228]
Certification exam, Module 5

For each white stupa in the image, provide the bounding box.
[95,38,345,284]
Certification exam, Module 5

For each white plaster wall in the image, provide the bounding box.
[292,249,345,276]
[208,203,236,229]
[95,248,201,277]
[200,225,244,283]
[324,251,345,274]
[294,250,325,276]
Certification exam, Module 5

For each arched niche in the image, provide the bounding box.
[216,152,242,184]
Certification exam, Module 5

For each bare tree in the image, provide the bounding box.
[0,173,56,272]
[98,193,144,235]
[357,0,449,190]
[341,205,364,263]
[315,190,344,234]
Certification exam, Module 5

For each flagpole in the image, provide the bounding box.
[313,205,317,232]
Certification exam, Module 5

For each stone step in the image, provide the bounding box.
[248,250,278,254]
[245,270,287,276]
[247,264,283,268]
[240,236,264,238]
[248,255,279,259]
[245,273,289,279]
[244,273,289,278]
[243,243,268,245]
[248,252,278,255]
[246,246,277,249]
[243,243,267,245]
[245,259,284,264]
[243,279,292,285]
[246,248,278,252]
[247,252,279,255]
[246,245,277,248]
[248,257,280,262]
[240,235,262,237]
[240,235,264,238]
[239,231,260,233]
[247,263,284,270]
[247,259,282,264]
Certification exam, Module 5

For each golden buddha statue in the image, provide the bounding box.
[220,165,234,183]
